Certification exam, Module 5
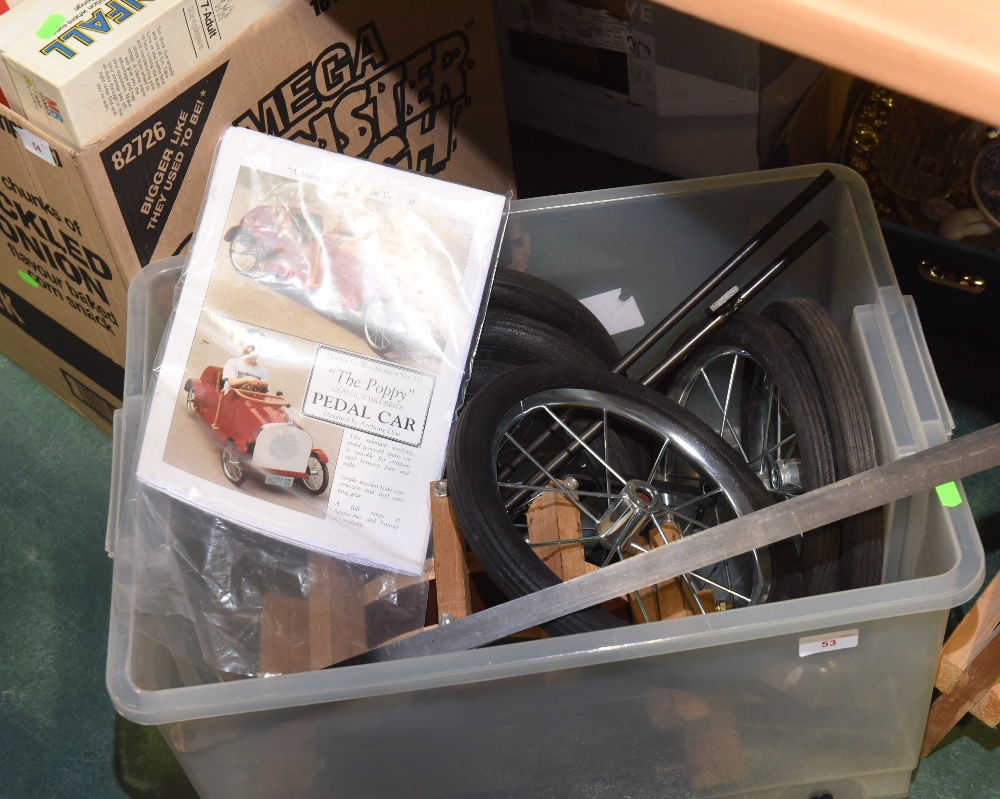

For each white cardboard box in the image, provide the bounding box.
[2,0,283,147]
[0,0,45,112]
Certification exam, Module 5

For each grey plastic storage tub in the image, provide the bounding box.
[106,164,983,799]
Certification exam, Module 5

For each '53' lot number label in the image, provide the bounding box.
[799,629,859,657]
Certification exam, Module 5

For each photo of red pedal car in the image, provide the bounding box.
[183,365,330,495]
[223,205,364,310]
[222,203,446,361]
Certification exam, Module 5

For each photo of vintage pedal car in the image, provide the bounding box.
[183,364,330,495]
[222,203,446,361]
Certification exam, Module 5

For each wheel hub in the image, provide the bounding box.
[595,479,663,555]
[768,457,803,493]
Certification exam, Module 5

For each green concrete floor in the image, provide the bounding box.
[2,128,999,797]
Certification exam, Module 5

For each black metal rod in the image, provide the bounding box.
[613,169,836,374]
[640,220,830,387]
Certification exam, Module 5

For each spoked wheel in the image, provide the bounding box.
[665,314,839,597]
[184,378,196,414]
[363,298,395,354]
[447,363,782,637]
[363,298,444,363]
[300,452,330,495]
[228,232,259,273]
[221,440,249,486]
[763,298,884,590]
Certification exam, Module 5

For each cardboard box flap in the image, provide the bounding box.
[76,0,514,276]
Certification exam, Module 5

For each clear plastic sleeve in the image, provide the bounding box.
[117,127,508,679]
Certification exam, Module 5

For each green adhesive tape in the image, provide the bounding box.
[936,481,963,508]
[18,270,39,288]
[35,14,66,39]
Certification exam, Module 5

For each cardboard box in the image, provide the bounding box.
[0,0,515,433]
[494,0,823,178]
[0,0,53,112]
[2,0,285,147]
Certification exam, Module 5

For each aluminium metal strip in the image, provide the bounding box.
[338,422,1000,666]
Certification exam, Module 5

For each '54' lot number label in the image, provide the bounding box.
[799,629,859,657]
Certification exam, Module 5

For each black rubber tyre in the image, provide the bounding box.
[466,358,514,397]
[489,268,620,367]
[665,313,839,598]
[447,363,780,636]
[300,452,330,496]
[763,298,884,590]
[472,307,652,475]
[469,307,611,396]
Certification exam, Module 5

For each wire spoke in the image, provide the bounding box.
[696,364,751,463]
[745,432,796,470]
[611,549,653,623]
[527,533,597,547]
[661,485,726,516]
[689,571,751,604]
[647,438,671,484]
[628,526,713,615]
[602,408,613,513]
[657,508,714,533]
[632,591,652,623]
[497,482,621,500]
[502,431,600,524]
[541,405,628,486]
[681,574,709,614]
